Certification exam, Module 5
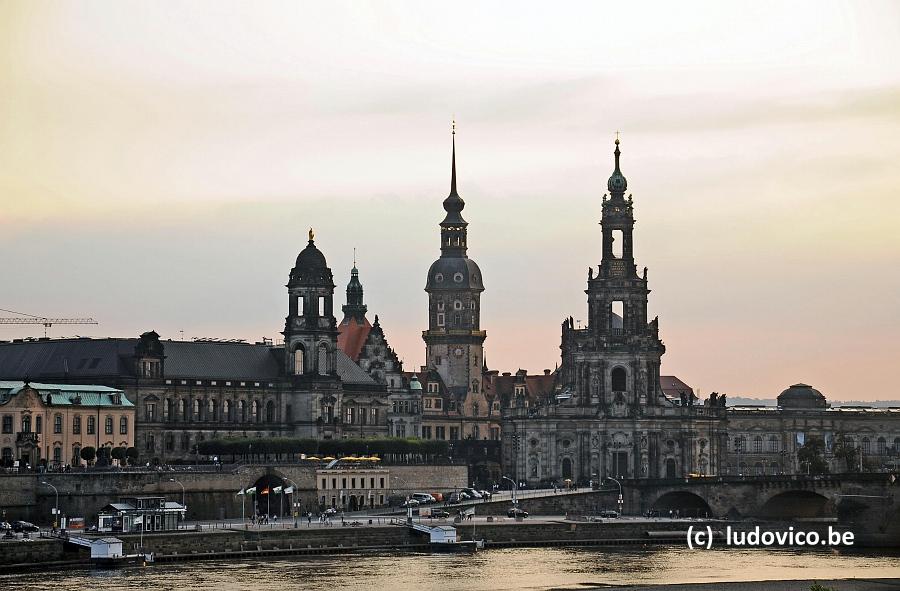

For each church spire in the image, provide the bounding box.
[607,134,628,198]
[450,119,457,196]
[342,256,367,323]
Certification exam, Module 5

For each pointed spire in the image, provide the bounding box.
[450,119,457,196]
[607,133,628,196]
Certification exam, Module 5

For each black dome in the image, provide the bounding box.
[777,383,827,409]
[289,238,333,286]
[426,257,484,291]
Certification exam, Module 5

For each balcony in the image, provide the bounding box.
[16,432,39,445]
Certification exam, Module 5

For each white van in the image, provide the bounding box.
[412,493,436,504]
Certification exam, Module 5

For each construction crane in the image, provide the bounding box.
[0,308,99,338]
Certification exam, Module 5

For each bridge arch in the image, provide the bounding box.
[650,490,712,517]
[757,490,832,519]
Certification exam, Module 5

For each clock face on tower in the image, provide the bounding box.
[453,347,464,358]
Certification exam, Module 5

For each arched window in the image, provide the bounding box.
[105,416,113,435]
[768,435,779,453]
[611,367,627,392]
[265,401,275,423]
[224,400,233,422]
[72,446,81,465]
[861,437,871,455]
[294,347,305,374]
[239,400,247,423]
[180,399,188,422]
[318,344,328,375]
[894,437,900,454]
[35,416,42,434]
[251,400,259,422]
[165,398,173,421]
[208,399,217,422]
[22,415,31,433]
[754,462,764,475]
[877,437,887,455]
[753,436,763,454]
[665,458,677,479]
[193,399,201,421]
[734,436,745,453]
[119,416,128,435]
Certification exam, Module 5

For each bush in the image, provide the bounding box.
[111,447,126,462]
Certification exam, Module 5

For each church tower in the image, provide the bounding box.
[423,124,488,438]
[579,137,666,412]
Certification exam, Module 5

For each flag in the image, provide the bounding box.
[133,516,143,525]
[245,487,257,495]
[284,486,295,494]
[237,488,245,496]
[261,487,270,496]
[272,486,283,494]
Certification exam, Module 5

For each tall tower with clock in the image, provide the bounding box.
[423,124,490,440]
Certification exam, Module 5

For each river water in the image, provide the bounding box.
[4,547,898,590]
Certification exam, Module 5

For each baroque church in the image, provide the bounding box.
[500,139,728,485]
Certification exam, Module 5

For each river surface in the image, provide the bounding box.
[4,547,898,590]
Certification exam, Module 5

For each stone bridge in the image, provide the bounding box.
[468,473,900,545]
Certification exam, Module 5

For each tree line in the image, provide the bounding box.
[196,436,450,462]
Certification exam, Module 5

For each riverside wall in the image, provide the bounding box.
[0,463,469,525]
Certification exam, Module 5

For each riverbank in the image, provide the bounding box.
[0,518,874,572]
[566,580,900,591]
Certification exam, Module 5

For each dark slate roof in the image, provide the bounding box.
[162,341,281,380]
[0,338,134,379]
[0,337,377,386]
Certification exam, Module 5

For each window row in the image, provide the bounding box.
[145,399,278,424]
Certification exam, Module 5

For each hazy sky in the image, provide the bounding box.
[1,1,899,401]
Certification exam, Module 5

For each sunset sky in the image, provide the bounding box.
[1,1,899,401]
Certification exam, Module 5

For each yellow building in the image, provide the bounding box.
[0,381,135,469]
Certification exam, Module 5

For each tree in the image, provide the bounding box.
[111,446,126,465]
[125,447,139,465]
[797,437,829,474]
[80,446,96,465]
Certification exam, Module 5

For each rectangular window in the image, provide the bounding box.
[351,478,356,488]
[611,301,624,334]
[321,478,326,489]
[450,427,459,440]
[437,313,445,327]
[146,403,156,421]
[104,416,113,435]
[54,415,63,434]
[372,409,378,424]
[424,399,432,409]
[53,447,62,463]
[1,416,12,434]
[73,416,81,434]
[87,416,96,435]
[361,408,367,425]
[370,478,375,489]
[422,426,432,439]
[448,400,456,411]
[434,398,442,409]
[332,478,337,490]
[120,417,128,435]
[491,427,500,440]
[436,426,445,440]
[342,478,347,489]
[36,416,42,434]
[379,477,385,488]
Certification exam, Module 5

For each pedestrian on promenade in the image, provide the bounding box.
[307,512,312,527]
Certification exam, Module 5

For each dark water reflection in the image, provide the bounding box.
[4,547,898,591]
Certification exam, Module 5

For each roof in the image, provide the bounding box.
[0,381,131,407]
[337,317,372,362]
[0,337,377,386]
[660,375,693,398]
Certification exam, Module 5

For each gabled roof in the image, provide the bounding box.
[337,317,372,362]
[336,350,378,385]
[0,338,133,379]
[660,375,693,399]
[162,340,281,380]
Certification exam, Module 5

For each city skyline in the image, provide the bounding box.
[2,2,900,401]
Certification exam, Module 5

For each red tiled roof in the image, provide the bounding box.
[660,375,693,398]
[337,317,372,362]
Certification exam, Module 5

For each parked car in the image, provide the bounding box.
[599,510,619,518]
[411,493,436,504]
[13,521,39,532]
[507,507,528,518]
[446,493,463,505]
[428,510,450,519]
[401,498,420,508]
[458,491,472,500]
[323,507,338,516]
[479,490,493,500]
[0,521,11,531]
[461,488,483,499]
[429,492,445,503]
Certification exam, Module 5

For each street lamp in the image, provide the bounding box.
[501,475,518,505]
[604,476,623,515]
[169,478,185,525]
[41,481,59,529]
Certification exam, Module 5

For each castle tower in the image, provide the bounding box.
[422,124,488,438]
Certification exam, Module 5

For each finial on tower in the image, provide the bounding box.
[353,247,357,268]
[308,227,315,242]
[615,130,620,145]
